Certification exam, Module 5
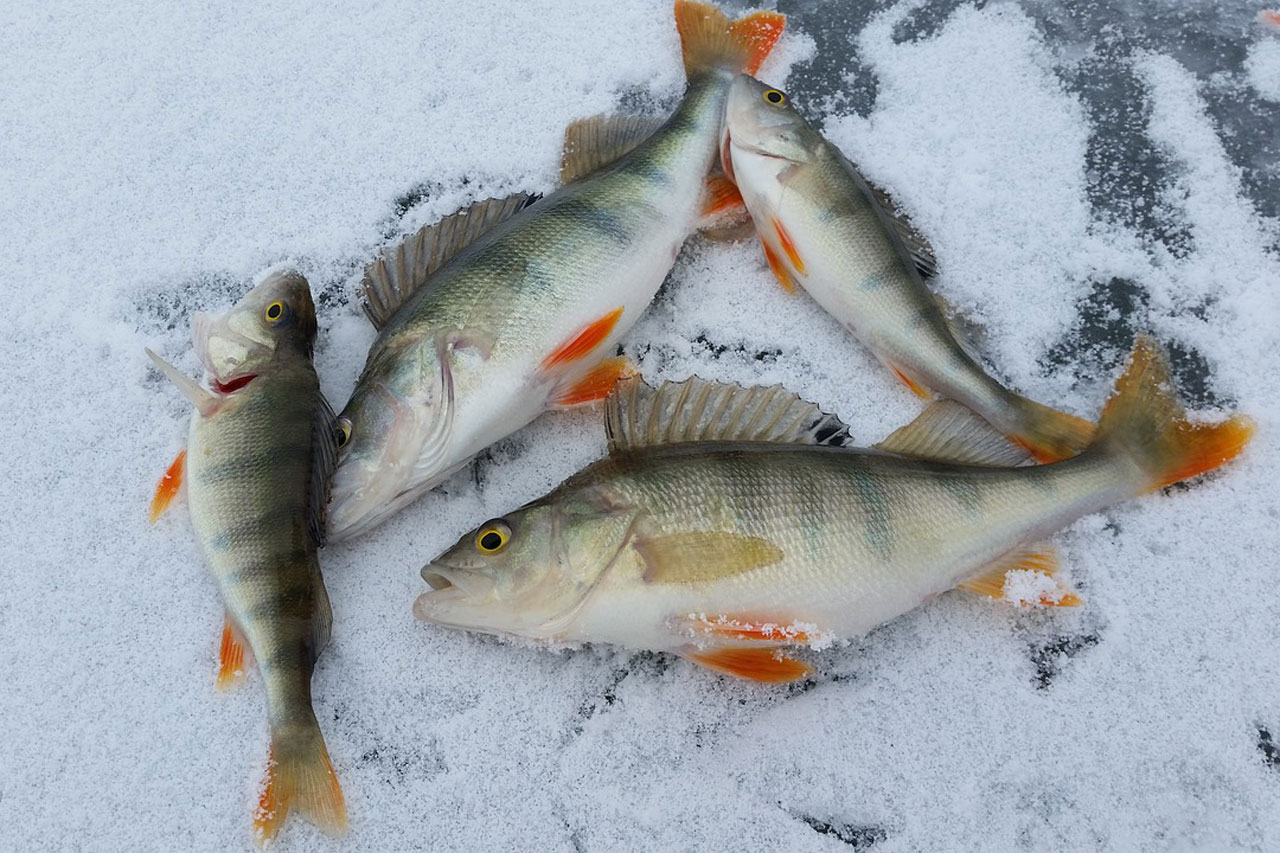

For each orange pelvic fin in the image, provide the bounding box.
[761,242,795,292]
[552,356,634,407]
[702,174,744,217]
[216,616,251,691]
[959,544,1082,607]
[541,308,623,371]
[681,646,813,683]
[887,363,931,400]
[692,615,810,644]
[772,219,806,275]
[149,449,186,523]
[254,731,347,844]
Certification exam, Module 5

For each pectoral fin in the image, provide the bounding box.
[679,646,813,683]
[541,308,624,371]
[958,544,1082,607]
[552,356,634,408]
[636,531,783,583]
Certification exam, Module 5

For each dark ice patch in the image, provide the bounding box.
[1028,633,1100,690]
[692,332,782,364]
[133,270,242,333]
[797,814,889,848]
[1258,726,1280,770]
[775,0,899,119]
[891,0,987,44]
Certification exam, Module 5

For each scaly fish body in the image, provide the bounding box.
[330,2,787,540]
[148,270,345,842]
[417,339,1252,682]
[722,75,1093,463]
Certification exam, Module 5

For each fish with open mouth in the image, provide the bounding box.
[414,336,1251,682]
[147,270,346,843]
[327,0,787,541]
[720,74,1095,463]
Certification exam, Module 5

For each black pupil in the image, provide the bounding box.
[768,91,782,103]
[268,304,281,319]
[480,531,503,551]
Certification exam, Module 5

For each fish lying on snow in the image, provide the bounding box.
[415,336,1252,682]
[147,271,345,842]
[720,75,1094,463]
[327,0,787,541]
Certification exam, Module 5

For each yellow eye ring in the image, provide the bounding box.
[764,89,787,106]
[335,418,352,449]
[264,300,289,324]
[475,520,511,553]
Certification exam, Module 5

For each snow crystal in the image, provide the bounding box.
[3,0,1278,850]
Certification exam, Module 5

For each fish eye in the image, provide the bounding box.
[764,89,787,106]
[264,300,290,325]
[475,520,511,554]
[335,417,352,449]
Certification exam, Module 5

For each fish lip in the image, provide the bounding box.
[422,569,453,591]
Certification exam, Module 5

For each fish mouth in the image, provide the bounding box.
[418,563,491,600]
[422,570,453,591]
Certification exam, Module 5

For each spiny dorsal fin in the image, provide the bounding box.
[637,531,784,583]
[308,392,339,548]
[958,543,1082,607]
[560,115,665,184]
[876,400,1030,466]
[842,154,937,280]
[361,193,538,329]
[605,375,850,453]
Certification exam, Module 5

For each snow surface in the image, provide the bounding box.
[3,0,1279,849]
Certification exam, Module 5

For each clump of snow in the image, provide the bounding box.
[1001,569,1066,607]
[3,0,1279,850]
[1246,36,1280,101]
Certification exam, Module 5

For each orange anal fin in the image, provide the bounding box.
[761,242,795,293]
[216,617,251,691]
[729,11,787,76]
[692,615,810,644]
[551,356,634,408]
[149,449,186,523]
[681,646,813,683]
[541,307,623,371]
[772,218,806,275]
[888,365,931,400]
[959,545,1082,607]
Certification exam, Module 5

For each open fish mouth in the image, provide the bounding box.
[422,570,453,591]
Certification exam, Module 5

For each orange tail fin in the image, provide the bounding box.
[253,724,347,845]
[674,1,785,77]
[1094,335,1254,492]
[149,449,186,522]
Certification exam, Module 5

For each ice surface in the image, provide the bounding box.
[3,0,1278,850]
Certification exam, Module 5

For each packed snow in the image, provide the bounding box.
[2,0,1278,849]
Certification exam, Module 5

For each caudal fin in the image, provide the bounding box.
[1008,398,1096,464]
[674,0,785,77]
[253,724,347,845]
[1094,335,1254,493]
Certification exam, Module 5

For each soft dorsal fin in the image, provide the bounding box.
[876,400,1031,466]
[361,193,538,329]
[841,154,937,280]
[560,115,665,184]
[604,375,850,453]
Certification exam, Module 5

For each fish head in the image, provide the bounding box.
[414,486,638,640]
[328,337,455,541]
[194,269,317,388]
[721,75,819,186]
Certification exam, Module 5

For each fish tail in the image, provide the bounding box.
[1005,396,1096,463]
[253,719,347,844]
[673,0,785,77]
[1091,335,1254,493]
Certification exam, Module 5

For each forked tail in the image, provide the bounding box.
[1092,334,1254,492]
[674,0,785,77]
[254,719,347,845]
